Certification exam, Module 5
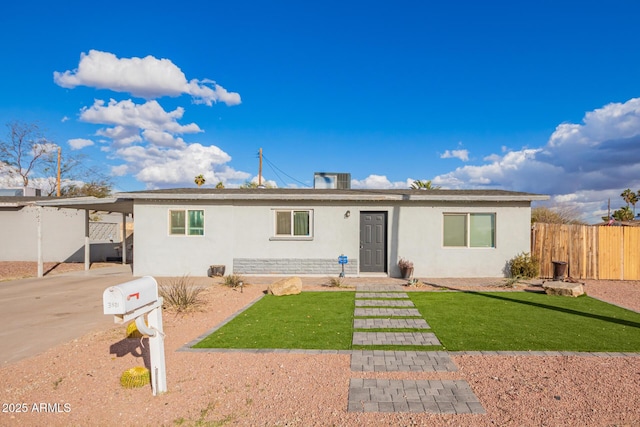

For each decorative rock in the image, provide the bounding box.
[267,276,302,296]
[543,281,584,297]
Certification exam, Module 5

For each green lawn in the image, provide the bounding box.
[410,292,640,352]
[193,290,640,352]
[193,292,354,350]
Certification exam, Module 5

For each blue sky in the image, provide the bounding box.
[1,1,639,222]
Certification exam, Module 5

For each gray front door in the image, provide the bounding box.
[359,211,387,273]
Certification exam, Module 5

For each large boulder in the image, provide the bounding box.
[543,281,584,297]
[268,277,302,296]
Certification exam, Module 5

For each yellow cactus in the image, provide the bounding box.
[120,367,150,388]
[125,318,151,338]
[125,321,144,338]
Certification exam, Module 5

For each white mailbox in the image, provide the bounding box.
[103,276,159,320]
[103,276,167,396]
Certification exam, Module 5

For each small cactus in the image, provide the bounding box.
[125,321,143,338]
[120,367,150,388]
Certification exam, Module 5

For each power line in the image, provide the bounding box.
[261,153,311,188]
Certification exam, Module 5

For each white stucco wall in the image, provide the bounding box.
[0,206,86,262]
[132,200,532,278]
[395,202,531,277]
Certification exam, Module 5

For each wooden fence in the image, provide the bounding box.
[531,223,640,280]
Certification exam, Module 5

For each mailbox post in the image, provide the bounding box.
[103,276,167,396]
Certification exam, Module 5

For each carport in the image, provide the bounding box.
[35,196,134,277]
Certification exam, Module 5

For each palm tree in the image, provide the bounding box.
[613,206,634,221]
[621,189,634,207]
[630,191,638,216]
[621,188,638,217]
[410,180,441,190]
[194,174,206,187]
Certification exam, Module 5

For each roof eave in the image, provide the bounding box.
[114,192,550,203]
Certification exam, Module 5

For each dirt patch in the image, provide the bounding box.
[0,274,638,426]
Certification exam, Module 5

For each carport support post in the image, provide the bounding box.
[37,206,43,278]
[84,210,90,271]
[121,213,127,265]
[147,300,167,395]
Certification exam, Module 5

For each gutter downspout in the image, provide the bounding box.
[121,213,127,265]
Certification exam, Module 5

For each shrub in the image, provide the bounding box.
[406,278,424,287]
[508,252,540,279]
[159,275,205,312]
[326,276,350,288]
[223,274,244,288]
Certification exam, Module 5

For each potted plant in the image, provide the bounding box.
[398,258,414,279]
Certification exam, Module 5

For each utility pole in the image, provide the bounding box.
[258,148,263,187]
[56,147,62,197]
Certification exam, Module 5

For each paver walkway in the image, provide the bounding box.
[353,318,430,329]
[355,299,416,307]
[348,285,486,415]
[355,292,409,298]
[348,379,484,414]
[353,332,441,346]
[351,350,457,372]
[354,307,422,316]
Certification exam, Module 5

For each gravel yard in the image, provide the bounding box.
[0,264,638,426]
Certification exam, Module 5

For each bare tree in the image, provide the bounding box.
[60,180,112,198]
[0,120,112,196]
[0,120,54,187]
[531,205,586,225]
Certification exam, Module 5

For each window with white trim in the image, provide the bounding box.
[443,213,495,248]
[169,209,204,236]
[274,209,312,238]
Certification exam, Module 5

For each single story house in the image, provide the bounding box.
[115,188,548,278]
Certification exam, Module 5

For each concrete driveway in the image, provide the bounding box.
[0,265,133,365]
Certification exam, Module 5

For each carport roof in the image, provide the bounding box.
[33,196,133,214]
[0,196,133,214]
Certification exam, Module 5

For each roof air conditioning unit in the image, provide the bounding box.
[313,172,351,189]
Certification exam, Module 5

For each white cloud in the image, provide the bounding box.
[246,175,278,188]
[432,97,640,222]
[79,99,202,148]
[111,164,129,176]
[141,130,187,149]
[95,125,142,148]
[54,50,241,106]
[112,142,249,188]
[81,99,201,134]
[351,174,412,189]
[68,138,94,150]
[441,149,470,162]
[0,162,21,187]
